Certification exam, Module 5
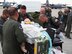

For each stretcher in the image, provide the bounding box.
[21,21,52,54]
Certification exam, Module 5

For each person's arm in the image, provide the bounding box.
[15,22,28,52]
[0,21,3,35]
[15,22,28,43]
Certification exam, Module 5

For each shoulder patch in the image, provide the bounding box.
[19,24,23,30]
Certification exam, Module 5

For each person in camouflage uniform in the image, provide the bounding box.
[2,7,28,54]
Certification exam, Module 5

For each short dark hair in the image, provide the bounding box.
[8,7,18,16]
[20,5,26,9]
[3,8,9,15]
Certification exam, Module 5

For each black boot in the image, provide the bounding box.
[67,36,72,39]
[65,35,72,39]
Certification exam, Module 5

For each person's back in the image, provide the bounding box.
[3,19,22,54]
[2,7,28,54]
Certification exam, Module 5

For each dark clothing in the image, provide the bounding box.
[46,8,52,17]
[25,42,34,54]
[0,17,6,36]
[0,17,6,46]
[58,15,63,22]
[43,18,63,51]
[42,21,55,43]
[18,13,33,23]
[62,14,68,31]
[46,27,55,43]
[2,18,28,54]
[65,11,72,38]
[46,12,52,17]
[43,17,63,30]
[53,43,62,52]
[63,14,68,23]
[43,17,63,41]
